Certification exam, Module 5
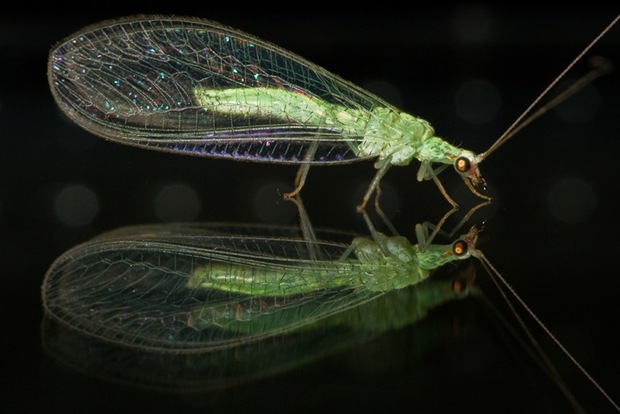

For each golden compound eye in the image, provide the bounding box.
[454,155,472,173]
[452,239,469,257]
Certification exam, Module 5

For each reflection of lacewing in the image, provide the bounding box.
[47,16,490,210]
[41,221,477,352]
[41,246,478,393]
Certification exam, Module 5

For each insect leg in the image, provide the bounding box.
[373,183,399,236]
[283,141,319,200]
[356,159,392,214]
[415,200,490,251]
[285,192,324,261]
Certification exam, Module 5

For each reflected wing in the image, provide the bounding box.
[48,16,396,164]
[42,224,383,353]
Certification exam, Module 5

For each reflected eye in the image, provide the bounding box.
[451,278,463,295]
[454,155,472,174]
[451,276,473,297]
[451,239,470,258]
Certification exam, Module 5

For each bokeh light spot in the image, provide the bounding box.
[454,79,502,125]
[153,183,201,222]
[53,184,100,227]
[546,177,597,224]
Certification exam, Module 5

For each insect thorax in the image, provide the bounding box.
[357,107,462,168]
[350,234,430,292]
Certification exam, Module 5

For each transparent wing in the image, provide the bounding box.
[48,16,397,164]
[42,223,383,353]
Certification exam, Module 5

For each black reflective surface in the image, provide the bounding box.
[2,4,620,413]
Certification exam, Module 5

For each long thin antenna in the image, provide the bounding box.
[474,250,620,412]
[479,13,619,162]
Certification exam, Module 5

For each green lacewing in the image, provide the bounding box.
[47,15,491,210]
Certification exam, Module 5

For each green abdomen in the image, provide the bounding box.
[187,261,362,296]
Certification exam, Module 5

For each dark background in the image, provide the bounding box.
[2,3,620,413]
